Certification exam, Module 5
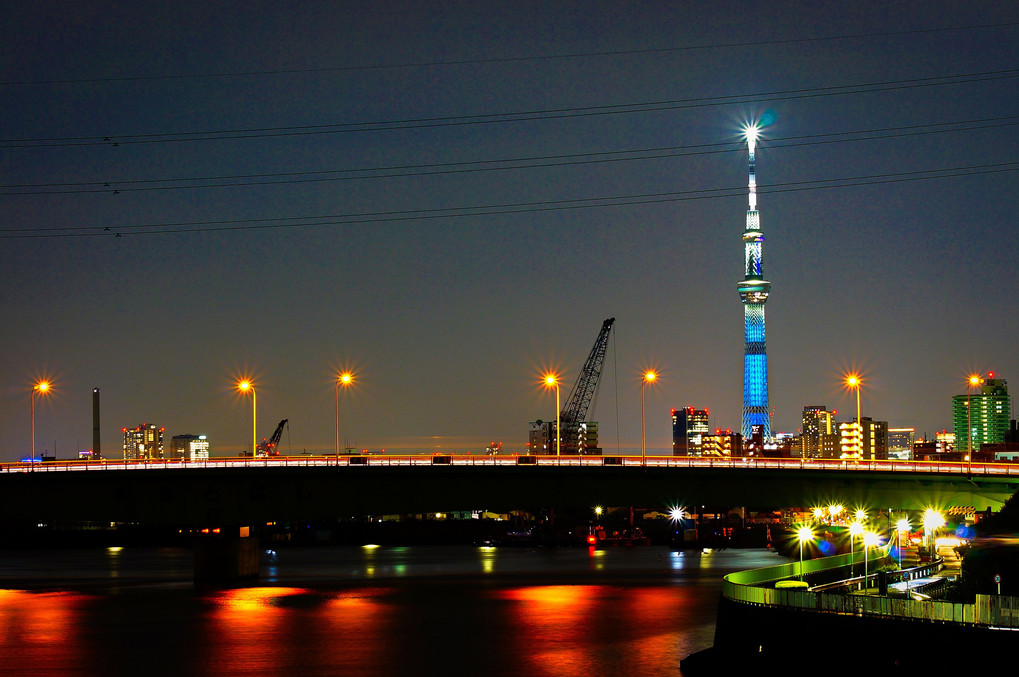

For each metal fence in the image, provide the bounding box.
[723,550,1019,629]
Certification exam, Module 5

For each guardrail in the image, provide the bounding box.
[4,454,1019,475]
[723,549,1019,628]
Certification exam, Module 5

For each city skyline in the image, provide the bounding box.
[2,4,1017,460]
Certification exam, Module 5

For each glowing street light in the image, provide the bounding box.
[849,521,864,575]
[335,371,355,456]
[236,380,256,458]
[641,370,658,461]
[31,380,52,462]
[967,373,983,474]
[923,508,945,560]
[543,373,561,457]
[796,525,814,581]
[844,373,863,459]
[895,518,911,569]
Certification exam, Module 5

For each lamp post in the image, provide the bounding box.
[923,508,944,563]
[896,518,910,569]
[335,371,354,457]
[31,380,51,462]
[237,380,256,458]
[796,526,813,581]
[543,374,561,457]
[967,374,982,474]
[844,373,863,459]
[641,370,658,462]
[849,520,864,576]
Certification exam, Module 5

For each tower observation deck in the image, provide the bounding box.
[738,124,771,440]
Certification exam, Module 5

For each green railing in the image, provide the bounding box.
[722,548,1019,629]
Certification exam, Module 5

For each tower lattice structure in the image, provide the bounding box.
[737,125,771,440]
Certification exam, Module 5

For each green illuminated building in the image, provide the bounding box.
[953,376,1010,453]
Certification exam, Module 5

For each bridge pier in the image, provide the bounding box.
[193,526,259,584]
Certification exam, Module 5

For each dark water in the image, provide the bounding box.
[0,545,781,676]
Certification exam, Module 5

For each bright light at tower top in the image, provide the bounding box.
[742,123,761,152]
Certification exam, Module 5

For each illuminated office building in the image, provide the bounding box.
[170,433,210,460]
[672,407,710,456]
[123,423,164,460]
[888,428,915,461]
[953,375,1010,452]
[801,405,836,458]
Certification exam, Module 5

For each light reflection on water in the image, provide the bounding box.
[0,546,780,676]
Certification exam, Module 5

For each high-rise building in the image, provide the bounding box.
[861,417,888,461]
[836,417,887,460]
[672,407,710,456]
[702,429,740,457]
[171,434,210,460]
[801,406,835,458]
[838,421,861,459]
[737,124,771,440]
[888,428,915,460]
[527,420,600,455]
[528,420,552,454]
[953,375,1011,453]
[122,423,164,460]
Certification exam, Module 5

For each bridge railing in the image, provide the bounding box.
[3,454,1019,476]
[722,549,1019,628]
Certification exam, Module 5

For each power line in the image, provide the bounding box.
[3,69,1015,149]
[3,22,1015,86]
[3,116,1015,196]
[4,161,1014,239]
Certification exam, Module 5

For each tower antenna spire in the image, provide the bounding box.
[737,122,771,441]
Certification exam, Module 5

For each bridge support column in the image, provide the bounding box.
[193,526,259,584]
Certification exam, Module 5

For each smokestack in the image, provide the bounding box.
[92,388,101,460]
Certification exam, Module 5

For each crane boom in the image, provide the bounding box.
[257,419,289,457]
[559,318,614,454]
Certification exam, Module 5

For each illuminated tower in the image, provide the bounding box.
[737,124,771,440]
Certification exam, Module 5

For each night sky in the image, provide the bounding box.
[2,2,1017,461]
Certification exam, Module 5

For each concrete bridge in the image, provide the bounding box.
[3,455,1017,527]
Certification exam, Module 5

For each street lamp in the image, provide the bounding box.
[641,370,658,461]
[895,518,910,569]
[923,508,944,562]
[31,380,52,462]
[335,371,354,456]
[237,380,256,458]
[796,526,814,581]
[967,374,983,474]
[844,373,863,459]
[543,373,561,457]
[849,521,864,576]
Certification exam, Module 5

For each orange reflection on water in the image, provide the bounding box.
[315,588,395,673]
[497,585,601,676]
[206,587,309,675]
[0,589,90,673]
[204,586,395,675]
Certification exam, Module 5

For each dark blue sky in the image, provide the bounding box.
[2,2,1017,460]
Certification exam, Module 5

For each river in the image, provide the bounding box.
[0,545,781,675]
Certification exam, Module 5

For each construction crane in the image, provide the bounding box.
[257,419,289,457]
[559,318,615,455]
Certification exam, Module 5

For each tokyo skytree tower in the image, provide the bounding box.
[737,123,771,440]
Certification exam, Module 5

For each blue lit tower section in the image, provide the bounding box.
[737,124,771,440]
